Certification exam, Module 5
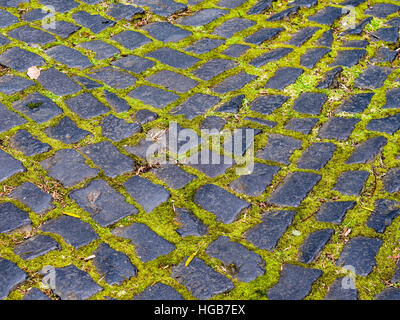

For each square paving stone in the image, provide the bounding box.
[367,199,400,233]
[79,141,134,178]
[101,114,142,142]
[40,215,98,248]
[286,27,320,46]
[346,136,387,164]
[112,55,155,74]
[371,27,399,43]
[383,168,400,194]
[104,91,131,113]
[142,22,192,42]
[205,236,265,282]
[284,118,318,134]
[247,0,273,15]
[213,18,256,38]
[265,67,303,90]
[129,85,179,108]
[0,202,31,234]
[13,235,59,260]
[193,58,237,81]
[79,40,119,61]
[214,72,257,94]
[93,243,137,285]
[184,151,234,178]
[87,67,137,89]
[245,210,295,250]
[41,149,99,188]
[112,223,175,262]
[175,207,208,237]
[298,229,334,264]
[146,70,198,93]
[315,201,356,225]
[38,0,79,12]
[107,3,144,21]
[45,45,92,69]
[0,103,26,133]
[0,75,34,95]
[172,93,221,119]
[45,117,91,144]
[133,283,184,300]
[292,92,327,115]
[316,66,343,89]
[300,47,330,69]
[171,257,234,300]
[0,47,45,72]
[251,95,289,115]
[200,116,226,132]
[71,76,102,89]
[331,49,366,67]
[336,237,382,276]
[21,8,48,22]
[333,170,370,196]
[297,142,336,170]
[111,30,152,50]
[257,134,302,165]
[317,29,334,47]
[124,176,170,213]
[222,44,250,57]
[194,184,250,224]
[70,179,138,227]
[185,38,224,54]
[132,0,187,17]
[152,164,196,189]
[267,171,321,207]
[364,3,400,19]
[336,93,374,113]
[8,26,56,45]
[354,66,391,89]
[216,95,244,113]
[0,149,25,183]
[0,9,18,28]
[11,182,54,215]
[135,109,158,125]
[177,8,227,26]
[0,258,27,300]
[37,68,81,96]
[366,114,400,135]
[383,88,400,109]
[51,265,103,300]
[65,93,109,119]
[72,11,115,34]
[11,130,51,156]
[268,264,323,300]
[245,28,285,45]
[308,6,349,25]
[324,277,358,300]
[318,117,359,141]
[47,21,81,39]
[146,47,199,69]
[12,92,63,124]
[22,288,50,300]
[250,47,293,68]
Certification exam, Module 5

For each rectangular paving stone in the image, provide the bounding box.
[212,18,256,38]
[131,0,187,17]
[23,288,50,301]
[383,88,400,109]
[315,201,356,225]
[79,40,119,60]
[331,49,366,68]
[0,75,34,95]
[184,151,233,178]
[185,38,225,54]
[292,92,327,115]
[152,164,196,189]
[364,3,400,19]
[8,26,56,45]
[296,142,336,170]
[247,0,273,15]
[142,22,192,42]
[13,235,59,260]
[346,136,387,164]
[336,93,374,113]
[146,70,198,93]
[70,179,138,227]
[72,11,115,34]
[193,58,237,81]
[194,184,250,224]
[324,277,359,300]
[316,29,333,47]
[383,168,400,194]
[104,91,131,113]
[111,30,152,50]
[47,21,81,39]
[316,66,343,89]
[101,114,142,142]
[37,68,81,96]
[214,72,257,94]
[318,117,359,141]
[172,93,220,119]
[65,92,109,119]
[366,114,400,135]
[300,48,331,69]
[286,27,320,46]
[128,85,179,108]
[87,66,137,89]
[106,3,144,21]
[284,118,318,134]
[11,130,51,156]
[71,76,102,90]
[257,134,302,165]
[45,117,90,144]
[251,95,289,115]
[245,28,285,45]
[0,9,18,27]
[298,229,334,264]
[146,47,199,69]
[250,47,293,68]
[175,207,208,237]
[267,171,321,207]
[354,66,391,89]
[11,182,54,215]
[266,6,299,21]
[0,149,26,183]
[0,258,27,300]
[264,67,303,90]
[0,103,26,133]
[45,45,93,69]
[217,0,247,8]
[135,109,158,125]
[0,47,45,72]
[112,223,175,262]
[0,202,31,234]
[222,44,250,57]
[38,0,79,12]
[177,8,227,26]
[333,170,370,196]
[308,6,349,25]
[112,55,155,74]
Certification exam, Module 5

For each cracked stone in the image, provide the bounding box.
[152,164,196,189]
[214,72,257,94]
[0,258,27,300]
[104,91,131,112]
[193,58,237,81]
[257,134,302,165]
[177,8,227,26]
[113,223,175,261]
[0,75,34,95]
[213,18,256,38]
[292,92,327,115]
[308,6,349,25]
[383,168,400,193]
[129,85,179,108]
[265,67,303,90]
[0,202,31,234]
[268,264,323,300]
[124,176,170,213]
[346,136,387,164]
[0,47,45,72]
[45,45,93,69]
[175,207,208,237]
[205,236,265,282]
[325,277,358,300]
[245,28,285,45]
[367,199,400,233]
[298,229,334,264]
[315,201,356,225]
[0,103,26,133]
[336,237,382,276]
[13,235,59,260]
[93,243,138,285]
[8,26,55,45]
[111,30,152,50]
[11,182,54,215]
[146,47,199,69]
[194,184,250,224]
[72,11,115,34]
[250,47,293,68]
[172,93,221,119]
[297,142,336,170]
[316,66,343,89]
[286,27,320,46]
[107,3,144,21]
[333,170,370,196]
[331,49,366,67]
[185,38,225,54]
[354,66,391,90]
[70,179,138,227]
[318,117,359,141]
[222,44,250,57]
[337,93,374,113]
[267,172,321,207]
[41,149,99,188]
[366,114,400,134]
[146,70,198,93]
[300,47,330,69]
[171,257,234,299]
[0,150,25,183]
[11,130,51,156]
[37,68,81,96]
[134,283,184,300]
[246,210,295,250]
[101,114,142,142]
[251,95,289,115]
[45,117,90,144]
[142,22,191,42]
[66,93,109,119]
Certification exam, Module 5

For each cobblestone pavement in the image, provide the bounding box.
[0,0,400,300]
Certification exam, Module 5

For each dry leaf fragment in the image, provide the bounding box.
[27,66,40,79]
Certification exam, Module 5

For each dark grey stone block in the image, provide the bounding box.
[45,45,92,69]
[315,201,356,225]
[286,27,320,46]
[11,182,54,215]
[316,66,343,89]
[13,235,59,260]
[11,130,51,156]
[172,93,221,119]
[65,93,109,119]
[265,67,303,90]
[216,95,244,113]
[251,95,289,115]
[354,66,391,89]
[366,114,400,134]
[266,6,299,21]
[325,277,358,300]
[45,117,90,144]
[257,134,302,165]
[333,170,370,196]
[135,109,158,125]
[250,47,293,68]
[0,75,34,95]
[101,114,142,142]
[23,288,50,300]
[214,72,257,94]
[8,26,56,45]
[0,149,26,183]
[292,92,327,115]
[367,199,400,233]
[152,164,196,189]
[337,93,374,113]
[0,202,31,234]
[146,70,198,93]
[0,47,45,72]
[300,48,330,69]
[213,18,256,38]
[87,67,137,89]
[0,9,18,27]
[308,6,349,25]
[142,22,191,42]
[193,58,237,81]
[0,103,26,133]
[175,207,208,237]
[177,8,226,26]
[107,3,144,21]
[298,229,334,264]
[146,47,199,69]
[364,3,400,18]
[284,118,318,134]
[104,91,131,112]
[134,283,184,300]
[185,38,224,54]
[111,30,152,50]
[38,0,79,12]
[376,288,400,300]
[331,49,366,67]
[112,55,154,73]
[0,258,27,300]
[318,117,359,141]
[72,11,115,33]
[79,40,119,60]
[222,44,250,57]
[129,85,179,108]
[346,136,387,164]
[200,116,226,132]
[37,68,81,96]
[297,142,336,170]
[383,168,400,194]
[245,28,285,45]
